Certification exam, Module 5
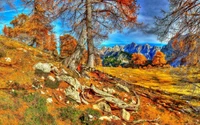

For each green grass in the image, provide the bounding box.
[21,93,56,125]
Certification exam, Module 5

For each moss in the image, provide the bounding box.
[80,108,102,125]
[44,78,60,89]
[58,107,83,124]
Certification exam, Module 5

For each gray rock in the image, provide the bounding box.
[121,109,130,121]
[97,102,111,112]
[48,75,55,82]
[99,115,120,121]
[116,83,130,93]
[34,62,52,73]
[65,86,81,103]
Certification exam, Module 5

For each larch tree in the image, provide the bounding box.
[152,51,167,66]
[60,34,78,57]
[156,0,200,41]
[131,53,147,66]
[61,0,139,68]
[21,0,138,69]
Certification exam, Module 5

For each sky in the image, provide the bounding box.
[0,0,169,48]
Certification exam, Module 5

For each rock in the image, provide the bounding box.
[116,83,130,93]
[34,62,52,73]
[88,114,93,119]
[48,75,55,82]
[46,98,53,103]
[5,57,11,62]
[97,102,111,112]
[121,109,130,121]
[111,115,120,120]
[65,86,81,103]
[99,116,112,121]
[99,115,120,121]
[60,75,81,90]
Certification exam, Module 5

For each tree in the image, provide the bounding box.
[61,0,138,68]
[3,25,9,36]
[152,51,167,66]
[44,34,57,52]
[21,0,138,69]
[60,34,78,57]
[131,53,147,66]
[156,0,200,41]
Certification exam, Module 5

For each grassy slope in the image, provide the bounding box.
[97,66,200,106]
[0,36,81,124]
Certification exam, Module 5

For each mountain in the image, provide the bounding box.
[100,42,160,60]
[161,34,200,67]
[123,42,160,60]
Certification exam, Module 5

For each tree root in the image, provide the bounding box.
[132,117,160,124]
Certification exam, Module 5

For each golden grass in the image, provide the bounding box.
[97,66,200,96]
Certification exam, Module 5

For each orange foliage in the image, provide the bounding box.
[131,53,147,65]
[44,34,57,51]
[3,25,9,36]
[4,10,53,50]
[152,51,167,66]
[60,34,77,57]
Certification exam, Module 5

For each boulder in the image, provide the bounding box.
[121,109,130,121]
[34,62,52,73]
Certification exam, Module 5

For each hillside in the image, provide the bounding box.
[0,36,200,125]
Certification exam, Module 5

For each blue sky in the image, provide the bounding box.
[0,0,169,48]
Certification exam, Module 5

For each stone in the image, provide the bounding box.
[97,102,111,112]
[65,86,81,103]
[121,109,130,121]
[99,116,112,121]
[34,62,52,73]
[116,83,130,93]
[5,57,11,62]
[47,98,53,103]
[48,75,55,82]
[99,115,120,121]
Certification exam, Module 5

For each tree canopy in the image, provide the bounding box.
[156,0,200,41]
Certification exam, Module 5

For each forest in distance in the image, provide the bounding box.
[0,0,199,125]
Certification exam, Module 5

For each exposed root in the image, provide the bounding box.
[132,117,160,124]
[52,92,67,106]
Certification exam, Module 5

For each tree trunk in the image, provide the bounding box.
[64,28,86,71]
[86,0,95,68]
